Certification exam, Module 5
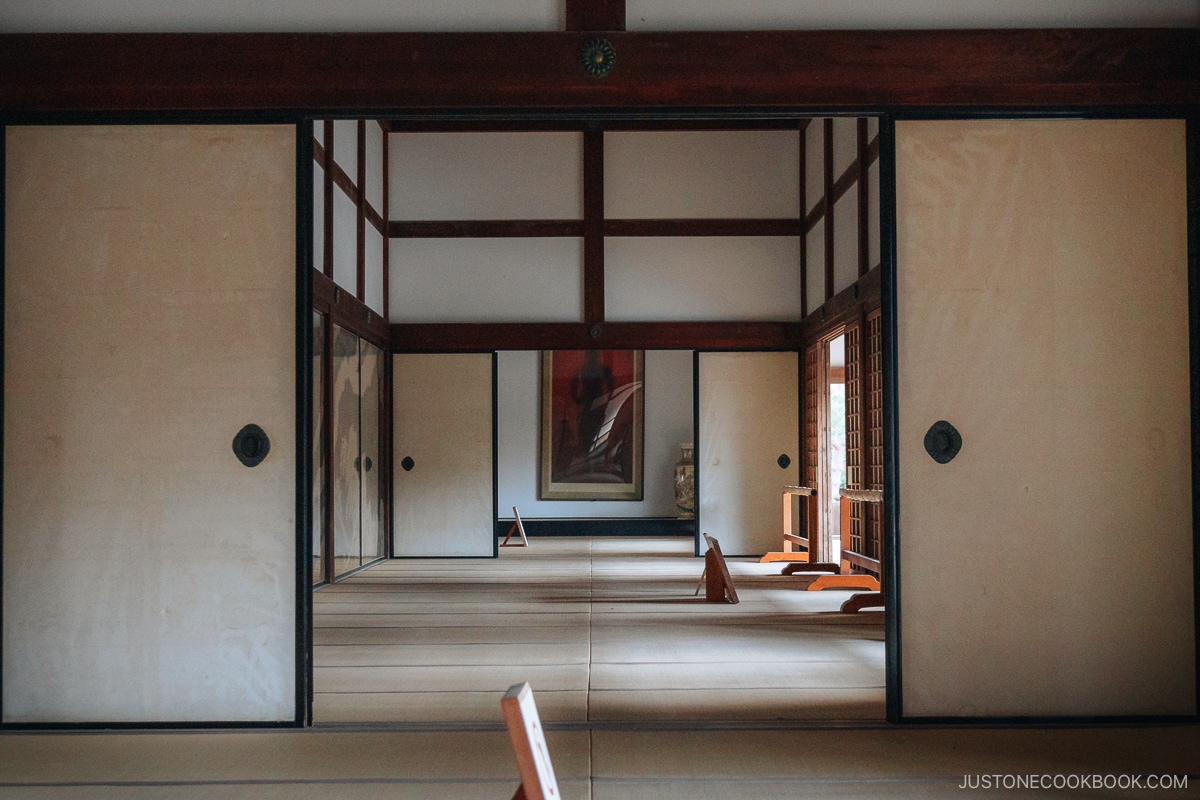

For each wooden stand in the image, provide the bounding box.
[501,682,559,800]
[760,486,819,564]
[701,533,738,604]
[501,506,529,547]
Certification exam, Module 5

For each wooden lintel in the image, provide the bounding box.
[801,266,882,341]
[389,321,801,352]
[1,30,1196,113]
[313,270,390,348]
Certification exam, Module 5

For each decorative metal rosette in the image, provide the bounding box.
[578,37,616,78]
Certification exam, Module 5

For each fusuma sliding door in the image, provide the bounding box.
[393,353,496,557]
[3,124,297,723]
[696,351,801,557]
[895,119,1195,718]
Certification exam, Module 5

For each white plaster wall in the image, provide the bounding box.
[832,185,859,296]
[0,0,562,31]
[332,186,357,293]
[389,238,583,323]
[605,131,799,219]
[365,121,384,215]
[605,237,801,322]
[313,161,325,274]
[498,350,693,519]
[365,225,384,315]
[868,158,880,270]
[805,122,824,215]
[4,0,1193,32]
[831,118,858,181]
[332,120,357,179]
[3,124,296,723]
[805,223,824,315]
[626,0,1200,30]
[389,132,582,221]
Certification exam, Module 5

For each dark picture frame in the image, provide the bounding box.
[539,350,644,501]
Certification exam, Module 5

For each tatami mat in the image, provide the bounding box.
[313,536,886,725]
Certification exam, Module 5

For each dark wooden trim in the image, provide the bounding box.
[356,120,366,302]
[583,128,605,324]
[312,137,325,165]
[823,118,835,301]
[566,0,625,32]
[2,31,1196,112]
[293,124,315,726]
[857,119,870,278]
[322,120,333,279]
[0,124,8,724]
[604,218,801,237]
[1188,115,1200,716]
[804,197,827,236]
[878,115,901,725]
[493,517,694,538]
[391,321,800,351]
[313,270,389,349]
[800,265,882,343]
[388,220,584,238]
[386,118,817,132]
[382,129,390,322]
[799,122,808,319]
[386,218,802,238]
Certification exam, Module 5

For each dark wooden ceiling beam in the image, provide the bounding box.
[566,0,625,32]
[391,321,801,351]
[2,29,1196,113]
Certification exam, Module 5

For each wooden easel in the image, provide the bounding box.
[501,506,529,547]
[694,533,739,604]
[501,682,560,800]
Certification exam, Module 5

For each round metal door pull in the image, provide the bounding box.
[233,424,270,467]
[401,456,415,472]
[924,420,961,464]
[777,454,792,469]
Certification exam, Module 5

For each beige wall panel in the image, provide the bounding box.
[365,225,384,315]
[831,117,858,179]
[606,131,800,219]
[4,125,296,722]
[698,352,800,557]
[393,354,494,557]
[868,159,880,270]
[896,119,1194,717]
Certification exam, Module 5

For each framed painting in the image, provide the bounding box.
[539,350,644,501]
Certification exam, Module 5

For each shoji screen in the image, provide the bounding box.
[3,125,297,723]
[896,119,1194,718]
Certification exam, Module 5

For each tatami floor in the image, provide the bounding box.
[313,536,885,724]
[2,537,1196,798]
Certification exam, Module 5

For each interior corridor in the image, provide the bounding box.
[313,537,885,725]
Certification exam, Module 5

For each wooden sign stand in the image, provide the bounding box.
[701,533,738,604]
[501,682,560,800]
[501,506,529,547]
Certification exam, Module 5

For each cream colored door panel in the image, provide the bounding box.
[393,353,495,557]
[896,119,1194,718]
[698,351,800,557]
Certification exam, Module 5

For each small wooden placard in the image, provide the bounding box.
[501,682,560,800]
[501,506,529,547]
[702,533,738,604]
